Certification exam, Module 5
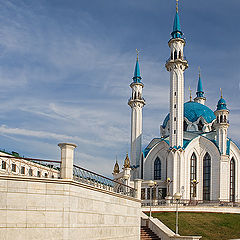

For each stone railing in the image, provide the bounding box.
[0,142,137,199]
[0,155,60,179]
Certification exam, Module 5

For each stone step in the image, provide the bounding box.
[140,226,161,240]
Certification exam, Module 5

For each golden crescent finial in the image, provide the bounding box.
[220,88,223,98]
[136,49,139,60]
[198,66,201,77]
[176,0,179,13]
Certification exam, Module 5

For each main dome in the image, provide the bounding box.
[162,101,216,128]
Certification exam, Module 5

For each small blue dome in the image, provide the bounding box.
[162,102,216,128]
[217,98,227,110]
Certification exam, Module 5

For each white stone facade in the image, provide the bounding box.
[0,176,141,240]
[124,8,240,205]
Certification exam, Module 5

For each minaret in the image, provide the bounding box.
[165,1,188,148]
[128,51,145,177]
[194,68,206,105]
[214,90,229,155]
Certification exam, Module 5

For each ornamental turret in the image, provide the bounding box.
[128,51,145,178]
[214,90,229,155]
[194,69,206,105]
[165,0,188,148]
[113,159,120,174]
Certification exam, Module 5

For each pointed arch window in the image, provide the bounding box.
[174,50,177,60]
[154,157,161,180]
[184,120,188,131]
[230,158,236,202]
[190,153,197,198]
[197,120,204,131]
[203,153,211,201]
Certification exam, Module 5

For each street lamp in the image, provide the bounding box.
[147,180,156,218]
[165,178,173,196]
[191,179,199,205]
[173,192,181,235]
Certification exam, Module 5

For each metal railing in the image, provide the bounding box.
[141,199,240,207]
[166,56,187,64]
[73,164,136,198]
[0,154,137,198]
[0,155,61,179]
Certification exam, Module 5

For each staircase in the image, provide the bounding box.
[141,226,160,240]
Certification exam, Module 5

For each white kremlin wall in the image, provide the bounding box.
[0,175,141,240]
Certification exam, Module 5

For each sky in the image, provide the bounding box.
[0,0,239,177]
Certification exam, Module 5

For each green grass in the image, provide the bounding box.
[145,212,240,240]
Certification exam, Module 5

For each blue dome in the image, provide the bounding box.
[217,98,227,110]
[162,102,216,128]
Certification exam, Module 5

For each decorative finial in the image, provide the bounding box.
[189,86,192,101]
[136,48,139,61]
[198,66,201,78]
[220,88,223,99]
[176,0,179,13]
[124,153,131,169]
[113,156,120,174]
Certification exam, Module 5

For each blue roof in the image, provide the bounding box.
[184,102,216,123]
[171,12,183,39]
[196,75,204,98]
[132,58,142,83]
[162,102,216,128]
[217,97,227,110]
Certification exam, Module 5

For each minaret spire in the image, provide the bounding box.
[171,0,183,39]
[214,90,229,155]
[128,51,145,179]
[133,49,141,83]
[165,0,188,194]
[166,0,188,148]
[194,67,206,105]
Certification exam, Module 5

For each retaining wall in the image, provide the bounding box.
[0,175,141,240]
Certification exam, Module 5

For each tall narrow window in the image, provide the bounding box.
[21,166,25,175]
[2,161,6,170]
[12,163,16,172]
[154,157,161,180]
[230,158,235,202]
[203,153,211,201]
[190,153,197,198]
[174,50,177,59]
[29,168,33,176]
[184,120,188,131]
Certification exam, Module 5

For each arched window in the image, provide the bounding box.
[174,50,177,60]
[197,120,204,131]
[220,115,223,123]
[217,116,219,123]
[203,153,211,201]
[230,158,236,202]
[190,153,197,198]
[171,52,173,60]
[224,115,227,123]
[183,120,188,131]
[154,157,161,180]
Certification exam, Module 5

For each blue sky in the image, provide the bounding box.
[0,0,239,176]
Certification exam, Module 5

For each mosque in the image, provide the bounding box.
[113,1,240,203]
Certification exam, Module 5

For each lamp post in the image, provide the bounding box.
[191,179,199,205]
[147,180,156,218]
[166,178,173,196]
[173,192,181,235]
[165,178,173,206]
